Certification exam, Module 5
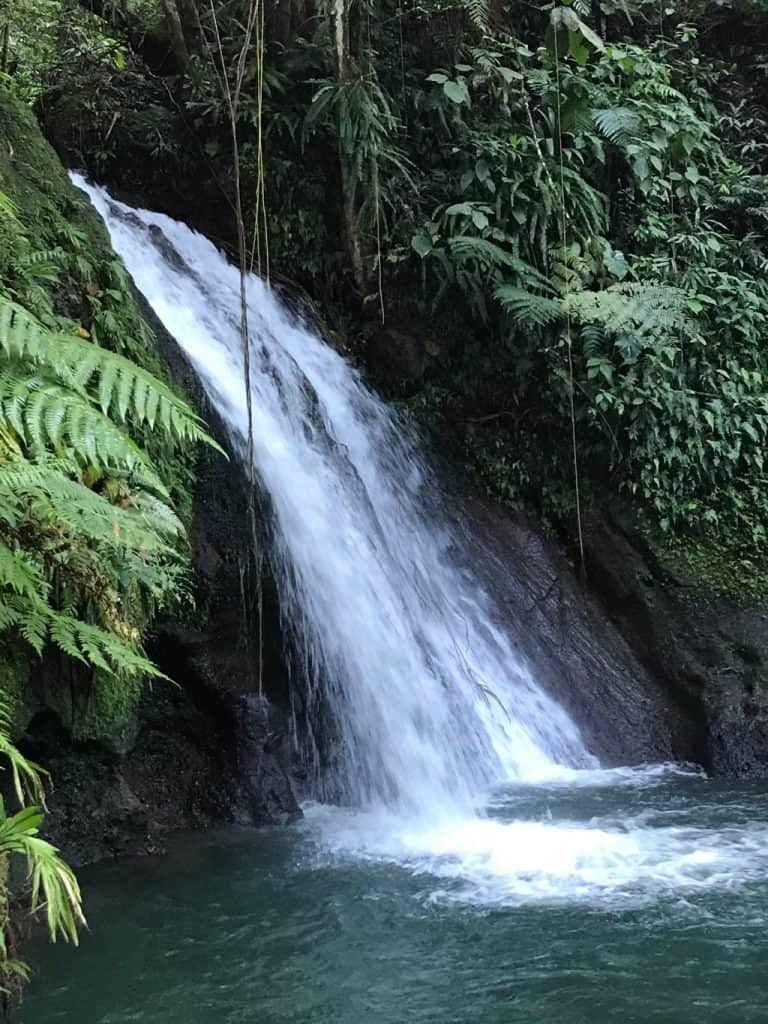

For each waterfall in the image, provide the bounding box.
[74,175,594,820]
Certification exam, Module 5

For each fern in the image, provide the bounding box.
[593,106,641,147]
[495,286,563,326]
[0,191,18,222]
[0,301,220,449]
[0,372,167,491]
[0,594,163,678]
[0,459,181,554]
[0,295,213,684]
[564,282,692,337]
[448,235,516,270]
[463,0,490,34]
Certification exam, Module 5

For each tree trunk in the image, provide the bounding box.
[159,0,192,75]
[330,0,365,295]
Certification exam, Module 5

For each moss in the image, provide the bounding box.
[42,672,144,754]
[0,650,35,736]
[0,644,145,751]
[641,525,768,605]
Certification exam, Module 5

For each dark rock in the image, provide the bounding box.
[233,694,301,826]
[367,320,433,382]
[455,497,696,768]
[582,511,768,778]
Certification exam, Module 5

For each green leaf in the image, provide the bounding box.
[569,31,589,66]
[411,233,433,257]
[443,79,470,105]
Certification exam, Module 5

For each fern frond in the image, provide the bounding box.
[448,236,514,269]
[565,282,692,337]
[593,107,641,147]
[0,191,18,222]
[463,0,489,34]
[0,373,166,492]
[495,286,564,326]
[0,540,44,601]
[0,594,164,680]
[0,457,183,553]
[0,300,221,451]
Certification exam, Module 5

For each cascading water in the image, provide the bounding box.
[72,174,768,920]
[72,174,594,821]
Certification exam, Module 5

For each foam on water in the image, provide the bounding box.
[301,769,768,909]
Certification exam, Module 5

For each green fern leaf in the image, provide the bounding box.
[495,286,564,326]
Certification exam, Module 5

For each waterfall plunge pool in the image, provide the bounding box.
[21,767,768,1024]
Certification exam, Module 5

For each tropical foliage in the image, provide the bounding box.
[0,0,767,993]
[25,0,767,559]
[0,295,214,678]
[0,695,84,996]
[0,59,218,991]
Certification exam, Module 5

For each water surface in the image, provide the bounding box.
[22,769,768,1024]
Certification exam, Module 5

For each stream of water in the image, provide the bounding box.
[25,179,768,1023]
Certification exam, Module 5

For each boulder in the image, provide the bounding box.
[367,320,435,382]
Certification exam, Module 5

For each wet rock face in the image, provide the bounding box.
[233,694,301,827]
[582,513,768,779]
[455,498,697,769]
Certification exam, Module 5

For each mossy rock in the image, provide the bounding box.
[41,671,144,756]
[0,649,35,735]
[0,87,198,747]
[0,87,154,346]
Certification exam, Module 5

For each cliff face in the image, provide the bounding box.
[582,512,768,779]
[443,488,768,780]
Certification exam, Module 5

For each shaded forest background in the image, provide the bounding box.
[6,0,768,583]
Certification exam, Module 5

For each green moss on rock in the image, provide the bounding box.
[0,86,198,748]
[42,672,144,755]
[642,525,768,605]
[0,648,35,735]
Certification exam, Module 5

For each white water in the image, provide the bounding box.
[76,176,768,910]
[75,175,592,816]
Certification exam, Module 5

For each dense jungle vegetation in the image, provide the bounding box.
[7,0,765,564]
[0,0,767,996]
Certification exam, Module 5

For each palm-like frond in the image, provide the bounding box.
[0,801,85,944]
[0,694,84,981]
[0,703,46,808]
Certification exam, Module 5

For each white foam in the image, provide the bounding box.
[301,782,768,909]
